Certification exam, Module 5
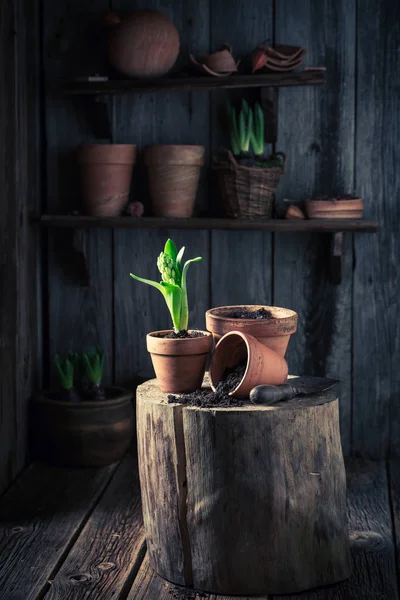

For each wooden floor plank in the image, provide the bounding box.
[43,450,145,600]
[0,461,117,600]
[388,461,400,586]
[273,459,398,599]
[126,553,270,600]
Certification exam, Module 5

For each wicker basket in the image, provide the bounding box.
[213,150,286,218]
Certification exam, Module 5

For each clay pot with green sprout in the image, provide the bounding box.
[32,350,134,467]
[130,238,212,393]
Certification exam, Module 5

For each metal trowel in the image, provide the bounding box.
[249,376,339,405]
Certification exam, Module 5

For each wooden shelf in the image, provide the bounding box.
[60,70,326,95]
[38,215,379,232]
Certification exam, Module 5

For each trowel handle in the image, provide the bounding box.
[249,383,298,405]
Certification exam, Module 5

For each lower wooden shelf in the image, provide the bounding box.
[38,215,380,233]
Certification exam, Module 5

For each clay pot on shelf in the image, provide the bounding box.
[205,305,298,357]
[209,331,288,399]
[78,144,136,216]
[107,10,180,78]
[32,387,134,467]
[305,195,364,219]
[144,145,205,218]
[147,330,213,393]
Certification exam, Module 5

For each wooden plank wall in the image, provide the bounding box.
[41,0,399,458]
[0,0,40,493]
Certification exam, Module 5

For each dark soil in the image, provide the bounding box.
[225,307,273,320]
[168,363,247,408]
[161,330,206,339]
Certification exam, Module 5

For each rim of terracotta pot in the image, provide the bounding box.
[77,144,137,164]
[35,386,132,408]
[205,305,298,336]
[209,331,250,396]
[146,330,213,356]
[144,145,205,167]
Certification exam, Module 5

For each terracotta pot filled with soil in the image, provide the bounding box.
[78,144,136,216]
[146,329,213,393]
[206,305,298,357]
[144,145,205,218]
[209,331,288,399]
[32,386,134,467]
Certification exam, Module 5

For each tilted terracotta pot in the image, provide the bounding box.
[205,305,298,357]
[108,10,180,78]
[147,330,213,393]
[78,144,136,216]
[209,331,288,398]
[144,145,205,218]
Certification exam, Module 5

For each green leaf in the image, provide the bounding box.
[176,246,185,282]
[242,98,250,116]
[163,239,178,263]
[54,355,74,390]
[130,273,166,296]
[180,257,202,331]
[161,282,182,331]
[81,350,104,385]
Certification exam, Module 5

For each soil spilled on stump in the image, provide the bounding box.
[168,363,247,408]
[225,307,273,320]
[162,330,205,339]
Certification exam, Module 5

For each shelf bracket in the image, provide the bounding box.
[83,95,112,139]
[329,232,343,285]
[260,87,279,145]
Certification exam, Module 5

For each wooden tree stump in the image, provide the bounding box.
[136,376,351,595]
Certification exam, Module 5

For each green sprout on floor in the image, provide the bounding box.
[81,349,106,401]
[130,238,202,333]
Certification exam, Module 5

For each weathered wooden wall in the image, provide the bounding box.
[0,0,41,494]
[42,0,400,459]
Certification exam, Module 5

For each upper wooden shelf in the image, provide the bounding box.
[60,70,326,95]
[38,215,379,232]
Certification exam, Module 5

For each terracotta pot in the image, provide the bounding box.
[32,387,134,467]
[78,144,136,216]
[209,331,288,398]
[306,196,364,219]
[108,10,180,78]
[205,305,298,357]
[147,330,213,393]
[144,145,205,218]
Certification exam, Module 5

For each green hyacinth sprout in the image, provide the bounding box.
[130,239,202,333]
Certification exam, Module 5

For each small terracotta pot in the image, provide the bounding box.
[78,144,136,216]
[147,330,213,393]
[305,197,364,219]
[209,331,288,398]
[205,305,298,357]
[144,145,205,218]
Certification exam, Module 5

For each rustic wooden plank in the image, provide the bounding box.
[210,0,274,311]
[0,0,17,494]
[15,0,42,473]
[61,70,326,94]
[389,461,400,577]
[353,0,400,458]
[113,0,211,385]
[39,215,380,232]
[0,461,117,600]
[273,0,356,456]
[43,0,113,384]
[127,553,270,600]
[273,459,398,599]
[43,451,145,600]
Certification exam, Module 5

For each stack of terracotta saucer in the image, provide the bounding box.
[252,44,305,73]
[305,195,364,219]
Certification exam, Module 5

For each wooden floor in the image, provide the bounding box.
[0,453,399,600]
